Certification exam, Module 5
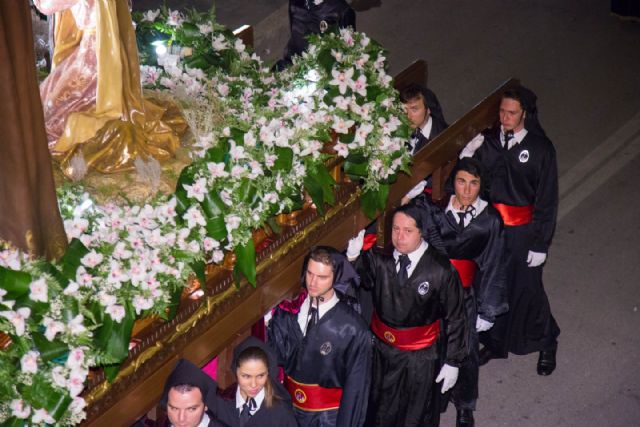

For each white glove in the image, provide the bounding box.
[435,363,459,393]
[404,180,427,201]
[527,250,547,267]
[459,133,484,159]
[475,316,494,332]
[346,230,366,260]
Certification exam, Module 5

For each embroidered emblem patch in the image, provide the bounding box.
[417,281,430,295]
[319,20,329,33]
[383,331,396,343]
[320,341,333,356]
[294,389,307,403]
[519,149,530,163]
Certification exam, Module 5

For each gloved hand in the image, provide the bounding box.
[435,363,459,393]
[476,316,494,332]
[459,133,484,158]
[346,230,366,260]
[527,250,547,267]
[404,180,427,201]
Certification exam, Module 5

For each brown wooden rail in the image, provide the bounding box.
[79,26,520,427]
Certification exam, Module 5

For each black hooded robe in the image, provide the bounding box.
[356,245,467,427]
[472,126,560,356]
[159,359,228,427]
[213,337,297,427]
[418,195,508,410]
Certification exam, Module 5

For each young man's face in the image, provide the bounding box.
[454,170,481,208]
[499,97,526,133]
[404,97,431,129]
[167,387,206,427]
[392,212,422,254]
[305,259,335,300]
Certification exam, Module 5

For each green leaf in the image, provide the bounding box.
[317,48,334,74]
[93,302,135,364]
[24,373,72,420]
[59,238,89,281]
[0,417,26,427]
[205,146,227,163]
[233,240,256,286]
[201,191,227,240]
[343,159,368,177]
[377,183,390,210]
[183,54,210,70]
[238,178,258,205]
[0,266,31,300]
[191,259,206,287]
[32,332,68,362]
[273,147,293,171]
[360,188,380,219]
[161,284,183,322]
[103,363,123,383]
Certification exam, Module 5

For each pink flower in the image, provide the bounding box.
[0,307,30,336]
[10,399,31,419]
[66,347,86,370]
[20,351,39,374]
[166,9,184,27]
[29,278,48,303]
[32,408,55,424]
[183,178,208,202]
[329,68,354,95]
[142,9,160,22]
[43,317,65,341]
[81,251,103,268]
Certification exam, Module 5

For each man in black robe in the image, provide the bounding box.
[416,158,508,427]
[268,246,372,427]
[276,0,356,69]
[400,83,449,202]
[347,204,468,427]
[160,359,227,427]
[460,86,560,376]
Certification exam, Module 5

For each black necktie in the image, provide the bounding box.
[397,254,411,285]
[306,306,318,334]
[503,130,514,148]
[239,397,256,426]
[457,211,466,230]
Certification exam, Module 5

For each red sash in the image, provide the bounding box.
[370,311,440,350]
[450,259,478,289]
[492,203,534,226]
[284,376,343,411]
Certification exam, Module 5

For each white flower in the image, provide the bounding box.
[69,397,87,415]
[183,178,208,202]
[331,115,355,134]
[43,317,65,341]
[64,281,80,296]
[51,366,68,388]
[66,347,86,370]
[106,304,126,323]
[228,141,246,161]
[225,215,242,231]
[211,249,224,263]
[166,9,183,27]
[0,249,22,270]
[112,242,133,260]
[140,65,161,86]
[28,278,48,303]
[354,123,374,146]
[203,237,219,252]
[142,9,160,22]
[234,38,246,53]
[332,95,351,110]
[159,76,177,90]
[64,218,89,239]
[98,292,117,307]
[32,408,56,424]
[350,74,368,97]
[81,250,104,268]
[212,34,228,51]
[10,399,31,419]
[75,266,93,287]
[184,206,207,230]
[133,295,154,315]
[330,49,343,62]
[197,23,213,34]
[0,307,30,336]
[217,82,230,96]
[20,350,39,374]
[230,165,245,179]
[329,67,355,95]
[67,369,88,397]
[334,142,349,158]
[68,314,86,336]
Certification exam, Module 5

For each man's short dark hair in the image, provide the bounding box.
[400,83,428,109]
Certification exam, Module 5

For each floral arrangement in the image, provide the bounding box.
[0,6,411,426]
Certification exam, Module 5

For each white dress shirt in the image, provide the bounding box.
[392,239,429,279]
[445,195,488,228]
[297,292,340,335]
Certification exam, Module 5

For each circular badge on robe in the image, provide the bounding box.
[319,20,329,33]
[294,389,307,404]
[383,331,396,343]
[417,281,430,295]
[320,341,332,356]
[519,149,530,163]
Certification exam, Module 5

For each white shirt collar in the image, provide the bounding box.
[420,116,433,139]
[500,125,528,149]
[445,195,488,227]
[297,292,340,335]
[235,387,265,415]
[393,239,428,278]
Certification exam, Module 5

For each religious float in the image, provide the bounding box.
[0,4,517,426]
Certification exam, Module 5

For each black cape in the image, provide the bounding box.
[356,246,467,426]
[213,337,297,427]
[473,127,560,355]
[268,296,372,427]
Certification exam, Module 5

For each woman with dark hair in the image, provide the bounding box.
[214,336,297,427]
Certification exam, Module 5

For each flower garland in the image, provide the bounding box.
[0,7,411,425]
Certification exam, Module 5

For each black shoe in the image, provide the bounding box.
[456,408,475,427]
[537,348,557,376]
[478,347,494,366]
